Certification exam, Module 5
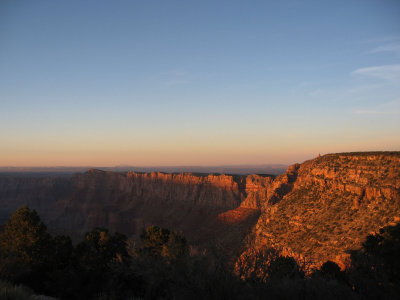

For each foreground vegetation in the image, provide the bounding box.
[0,206,399,299]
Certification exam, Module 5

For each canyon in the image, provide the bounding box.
[242,152,400,269]
[0,151,399,269]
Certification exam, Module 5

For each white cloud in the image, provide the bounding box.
[164,79,190,87]
[370,44,400,55]
[358,36,400,44]
[352,64,400,82]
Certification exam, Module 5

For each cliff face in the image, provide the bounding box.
[0,171,253,241]
[245,152,400,269]
[240,165,298,209]
[66,171,249,237]
[0,176,72,225]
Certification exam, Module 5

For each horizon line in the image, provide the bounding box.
[1,151,399,170]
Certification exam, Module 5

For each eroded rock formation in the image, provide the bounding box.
[0,152,399,270]
[0,171,253,242]
[245,152,400,270]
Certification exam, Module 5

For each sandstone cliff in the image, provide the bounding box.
[244,152,400,269]
[0,171,255,242]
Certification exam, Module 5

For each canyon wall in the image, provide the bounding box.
[1,152,399,269]
[243,152,400,269]
[0,171,259,242]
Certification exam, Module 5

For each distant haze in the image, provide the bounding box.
[0,164,288,176]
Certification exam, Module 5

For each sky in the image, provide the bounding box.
[0,0,399,167]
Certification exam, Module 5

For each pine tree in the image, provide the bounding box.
[0,206,52,267]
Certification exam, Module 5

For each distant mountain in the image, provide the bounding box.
[0,164,287,176]
[109,164,288,175]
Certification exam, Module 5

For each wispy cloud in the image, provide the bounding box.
[159,69,192,87]
[308,88,325,97]
[356,36,400,44]
[160,70,187,77]
[164,79,190,87]
[370,44,400,55]
[352,64,400,82]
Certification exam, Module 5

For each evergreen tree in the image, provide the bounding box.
[140,225,187,260]
[0,206,53,290]
[0,206,52,266]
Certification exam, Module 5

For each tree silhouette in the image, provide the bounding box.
[0,206,52,267]
[140,225,187,260]
[74,227,129,271]
[0,206,54,292]
[349,223,400,299]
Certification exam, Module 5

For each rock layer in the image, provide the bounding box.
[246,152,400,269]
[0,171,253,241]
[0,152,399,269]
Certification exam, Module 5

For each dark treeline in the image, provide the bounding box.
[0,206,399,300]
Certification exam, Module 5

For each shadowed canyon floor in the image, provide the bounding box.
[0,152,399,269]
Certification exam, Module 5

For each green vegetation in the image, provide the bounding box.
[0,206,399,299]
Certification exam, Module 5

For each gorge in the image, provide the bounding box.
[0,151,399,269]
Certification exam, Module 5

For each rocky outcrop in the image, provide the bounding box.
[240,164,299,209]
[245,152,400,270]
[240,175,272,209]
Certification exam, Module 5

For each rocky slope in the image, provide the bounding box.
[242,152,400,269]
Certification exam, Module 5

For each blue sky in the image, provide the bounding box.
[0,0,399,166]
